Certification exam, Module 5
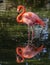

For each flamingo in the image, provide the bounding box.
[16,44,44,63]
[16,5,45,43]
[16,5,45,63]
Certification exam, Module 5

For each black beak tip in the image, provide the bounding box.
[17,12,19,14]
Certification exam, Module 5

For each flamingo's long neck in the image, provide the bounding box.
[16,47,24,63]
[17,6,26,23]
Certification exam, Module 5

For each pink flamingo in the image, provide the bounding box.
[16,5,45,43]
[16,5,45,63]
[16,44,44,63]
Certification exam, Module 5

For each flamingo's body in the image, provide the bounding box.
[16,5,45,43]
[16,45,44,63]
[16,5,45,63]
[17,11,45,26]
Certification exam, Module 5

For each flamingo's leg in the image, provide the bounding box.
[28,25,30,44]
[31,26,35,43]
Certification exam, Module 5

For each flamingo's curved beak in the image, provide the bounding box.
[17,9,20,14]
[17,8,19,12]
[17,12,19,14]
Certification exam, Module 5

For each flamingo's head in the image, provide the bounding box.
[17,5,26,14]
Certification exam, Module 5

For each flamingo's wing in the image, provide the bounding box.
[31,45,44,57]
[22,12,37,25]
[23,45,44,58]
[22,12,45,26]
[22,17,33,25]
[32,13,45,27]
[36,18,45,27]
